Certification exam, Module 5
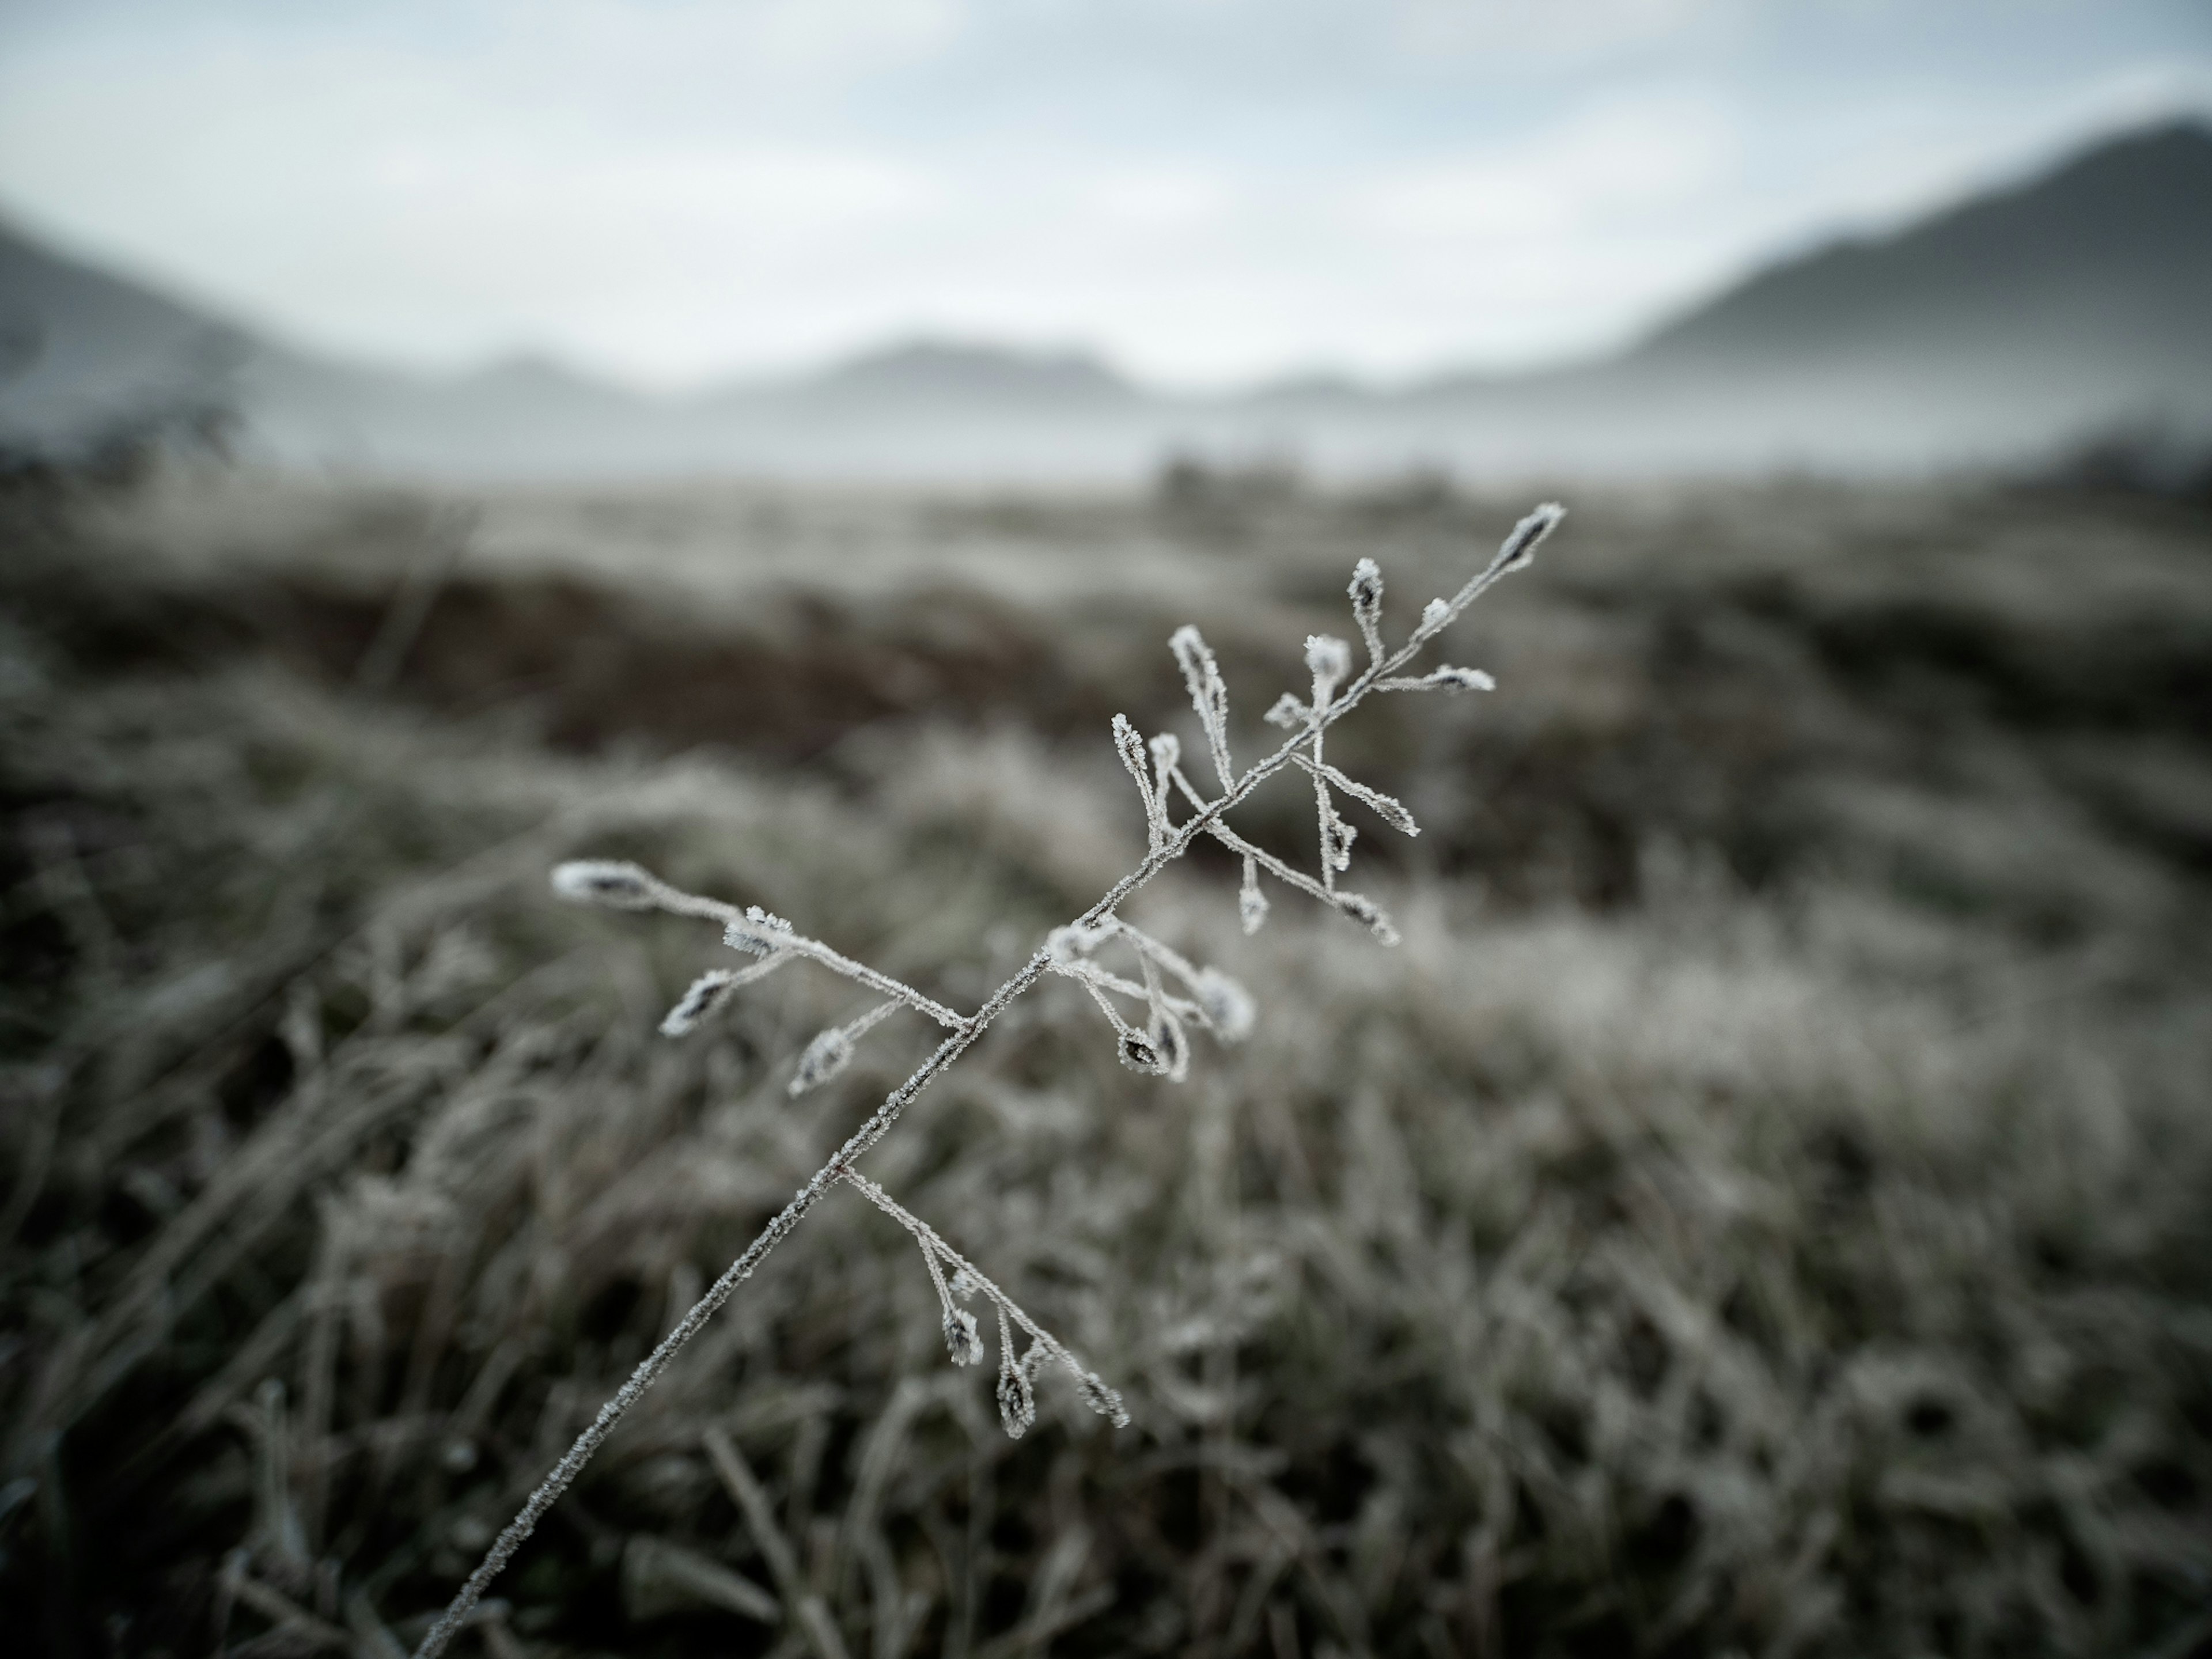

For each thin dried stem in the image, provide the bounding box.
[412,503,1562,1658]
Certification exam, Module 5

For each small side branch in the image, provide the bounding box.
[552,862,969,1032]
[839,1172,1128,1429]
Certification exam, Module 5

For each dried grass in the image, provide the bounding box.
[3,481,2209,1658]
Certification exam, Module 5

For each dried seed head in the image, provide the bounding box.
[1421,597,1449,631]
[997,1361,1036,1439]
[1349,558,1386,660]
[789,1026,855,1096]
[948,1267,979,1301]
[1495,501,1565,573]
[1349,558,1384,620]
[551,861,659,910]
[1430,665,1495,692]
[1117,1029,1166,1075]
[1193,967,1255,1042]
[660,969,738,1037]
[1147,731,1180,771]
[722,904,793,957]
[944,1306,984,1367]
[1075,1370,1130,1427]
[1264,693,1309,730]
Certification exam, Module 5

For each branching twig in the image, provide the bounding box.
[410,502,1563,1658]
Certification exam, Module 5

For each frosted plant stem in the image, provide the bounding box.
[412,503,1562,1659]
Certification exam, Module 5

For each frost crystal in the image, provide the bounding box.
[1264,693,1310,730]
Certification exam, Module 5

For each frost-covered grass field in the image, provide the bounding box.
[3,471,2210,1658]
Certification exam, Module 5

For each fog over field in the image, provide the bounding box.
[5,123,2211,482]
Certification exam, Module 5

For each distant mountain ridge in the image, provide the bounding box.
[1627,122,2212,377]
[4,120,2209,479]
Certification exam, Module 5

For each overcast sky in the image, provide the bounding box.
[2,0,2207,391]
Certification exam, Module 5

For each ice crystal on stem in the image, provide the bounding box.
[414,502,1563,1659]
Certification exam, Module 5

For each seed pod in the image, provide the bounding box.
[997,1361,1036,1439]
[660,969,738,1037]
[944,1306,984,1367]
[551,861,660,910]
[1075,1370,1130,1427]
[1495,501,1565,572]
[1349,558,1385,661]
[789,1026,855,1096]
[1117,1029,1166,1075]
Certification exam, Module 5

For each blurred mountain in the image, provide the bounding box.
[3,120,2208,480]
[0,219,252,430]
[1628,122,2212,381]
[793,340,1139,410]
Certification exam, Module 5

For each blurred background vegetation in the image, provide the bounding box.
[3,442,2209,1657]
